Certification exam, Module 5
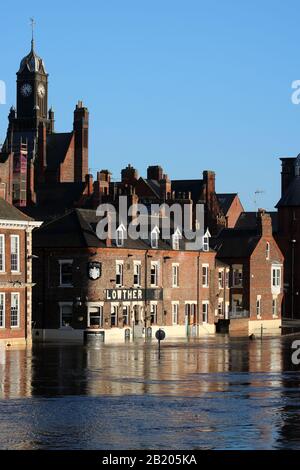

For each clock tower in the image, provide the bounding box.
[16,36,49,131]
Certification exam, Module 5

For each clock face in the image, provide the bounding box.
[37,83,46,98]
[21,83,32,97]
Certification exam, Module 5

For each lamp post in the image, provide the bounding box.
[291,239,297,321]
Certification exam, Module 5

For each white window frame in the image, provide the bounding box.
[202,301,209,323]
[0,293,5,328]
[218,270,224,289]
[10,234,20,273]
[272,267,281,288]
[172,263,179,287]
[202,229,211,252]
[202,264,209,288]
[59,259,74,287]
[59,301,73,329]
[116,224,126,247]
[172,228,181,250]
[150,227,159,249]
[218,299,223,316]
[116,261,124,287]
[10,292,20,328]
[87,304,104,328]
[172,302,179,325]
[111,303,118,327]
[150,261,159,287]
[0,235,5,273]
[133,261,142,287]
[122,304,130,326]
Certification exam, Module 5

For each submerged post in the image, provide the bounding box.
[155,329,166,359]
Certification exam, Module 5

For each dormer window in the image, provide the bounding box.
[172,228,182,250]
[202,229,211,252]
[116,224,126,247]
[151,226,159,249]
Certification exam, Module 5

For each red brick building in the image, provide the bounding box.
[213,209,284,335]
[32,209,218,342]
[0,198,41,346]
[276,156,300,318]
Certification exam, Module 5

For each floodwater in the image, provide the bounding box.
[1,335,300,450]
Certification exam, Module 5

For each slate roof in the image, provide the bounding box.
[0,197,33,221]
[46,132,73,170]
[276,176,300,208]
[211,228,260,258]
[217,193,237,215]
[235,211,278,233]
[33,208,212,252]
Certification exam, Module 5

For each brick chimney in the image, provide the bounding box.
[147,165,163,181]
[257,209,273,237]
[203,170,216,198]
[121,164,139,186]
[73,101,89,182]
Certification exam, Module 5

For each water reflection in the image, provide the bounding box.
[0,335,300,449]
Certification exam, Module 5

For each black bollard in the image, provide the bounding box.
[155,329,166,359]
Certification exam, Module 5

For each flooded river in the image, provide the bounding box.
[1,335,300,449]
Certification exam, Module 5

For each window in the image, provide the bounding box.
[225,270,230,288]
[0,235,5,272]
[0,293,4,328]
[272,267,281,288]
[111,305,118,326]
[151,228,159,249]
[133,262,141,287]
[122,305,130,326]
[272,298,277,317]
[232,266,243,287]
[150,262,159,286]
[60,303,73,327]
[218,270,224,289]
[116,261,124,287]
[10,293,20,328]
[116,225,126,247]
[172,303,179,325]
[266,242,270,260]
[150,303,157,324]
[172,230,181,250]
[59,260,73,286]
[202,265,209,287]
[202,302,209,323]
[218,300,223,316]
[203,236,209,252]
[172,264,179,287]
[10,235,20,272]
[116,230,124,247]
[202,229,210,252]
[88,306,103,328]
[256,297,261,317]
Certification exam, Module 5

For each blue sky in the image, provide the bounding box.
[1,0,300,210]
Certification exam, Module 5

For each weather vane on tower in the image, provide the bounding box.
[30,17,35,50]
